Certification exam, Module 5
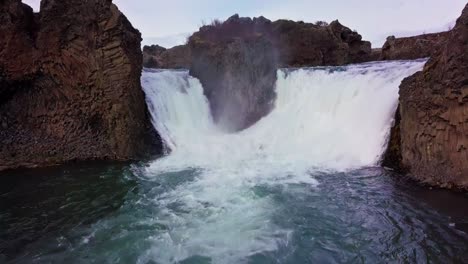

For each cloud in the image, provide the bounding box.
[143,33,190,48]
[257,0,466,47]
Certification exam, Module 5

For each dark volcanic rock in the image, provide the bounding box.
[0,0,161,171]
[143,44,167,68]
[381,32,450,60]
[143,44,191,69]
[384,4,468,188]
[159,45,191,69]
[189,22,278,131]
[382,106,403,170]
[145,15,372,69]
[271,19,372,66]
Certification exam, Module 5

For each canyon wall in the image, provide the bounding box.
[0,0,160,171]
[384,4,468,188]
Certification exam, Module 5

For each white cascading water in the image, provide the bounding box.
[138,60,426,263]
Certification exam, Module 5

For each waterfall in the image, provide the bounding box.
[138,60,426,263]
[142,60,426,172]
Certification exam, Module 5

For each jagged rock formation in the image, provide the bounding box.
[142,44,191,69]
[380,32,450,60]
[271,19,372,66]
[145,15,372,70]
[384,4,468,188]
[0,0,160,171]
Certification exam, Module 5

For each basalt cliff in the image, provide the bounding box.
[384,4,468,189]
[0,0,160,171]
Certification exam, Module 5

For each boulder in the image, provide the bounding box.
[384,4,468,188]
[0,0,161,171]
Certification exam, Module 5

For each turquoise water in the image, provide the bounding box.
[1,163,468,263]
[2,61,468,263]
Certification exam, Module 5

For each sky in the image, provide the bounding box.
[23,0,466,48]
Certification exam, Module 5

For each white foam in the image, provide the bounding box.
[139,60,426,263]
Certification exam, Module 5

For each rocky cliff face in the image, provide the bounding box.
[381,32,450,60]
[142,45,167,68]
[143,44,191,69]
[271,19,372,66]
[187,15,372,130]
[145,15,372,70]
[0,0,160,171]
[384,4,468,188]
[189,17,278,131]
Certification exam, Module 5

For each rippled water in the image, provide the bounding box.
[2,61,468,263]
[1,163,468,263]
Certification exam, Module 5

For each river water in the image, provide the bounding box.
[1,60,467,263]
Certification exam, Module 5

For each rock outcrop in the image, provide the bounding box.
[144,15,372,70]
[0,0,160,171]
[271,19,372,66]
[381,32,450,60]
[142,44,191,69]
[142,45,167,68]
[188,17,278,131]
[384,4,468,188]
